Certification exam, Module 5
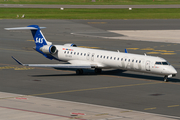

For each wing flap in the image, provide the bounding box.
[12,56,96,69]
[26,64,93,69]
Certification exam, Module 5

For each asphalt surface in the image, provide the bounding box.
[0,19,180,118]
[1,4,180,8]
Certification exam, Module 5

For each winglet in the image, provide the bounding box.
[125,49,128,53]
[11,56,23,65]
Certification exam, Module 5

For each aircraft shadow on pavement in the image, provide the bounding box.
[31,69,180,83]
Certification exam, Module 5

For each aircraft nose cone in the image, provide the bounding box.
[169,66,177,75]
[172,68,177,74]
[163,66,177,75]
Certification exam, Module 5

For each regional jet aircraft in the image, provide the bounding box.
[5,25,177,82]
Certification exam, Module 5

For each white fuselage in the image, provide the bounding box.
[53,45,177,76]
[5,25,177,81]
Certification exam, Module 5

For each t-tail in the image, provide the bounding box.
[5,25,57,60]
[28,25,52,47]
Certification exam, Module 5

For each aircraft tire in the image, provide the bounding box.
[164,75,168,82]
[95,68,102,74]
[80,69,83,74]
[76,69,83,75]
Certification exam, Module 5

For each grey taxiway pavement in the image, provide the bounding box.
[0,19,180,119]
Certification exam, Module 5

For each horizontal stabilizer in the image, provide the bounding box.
[4,27,46,30]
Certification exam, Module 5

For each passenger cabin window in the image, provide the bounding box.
[125,59,127,61]
[117,58,119,60]
[71,52,73,54]
[110,57,112,59]
[121,58,123,61]
[132,60,134,62]
[114,57,116,60]
[81,53,83,56]
[103,56,106,59]
[100,55,102,58]
[64,51,66,53]
[97,55,99,58]
[136,60,138,63]
[107,56,109,59]
[139,60,141,63]
[67,51,69,54]
[128,59,130,62]
[77,52,79,55]
[74,52,76,55]
[84,53,86,56]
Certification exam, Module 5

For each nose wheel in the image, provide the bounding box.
[164,75,168,82]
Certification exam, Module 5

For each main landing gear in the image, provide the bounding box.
[95,68,102,74]
[76,68,102,75]
[76,69,83,75]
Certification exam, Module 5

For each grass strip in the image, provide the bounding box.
[1,0,180,5]
[1,8,180,19]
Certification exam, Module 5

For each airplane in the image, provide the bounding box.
[5,25,177,82]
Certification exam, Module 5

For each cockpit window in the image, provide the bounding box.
[155,61,170,65]
[155,62,161,65]
[162,62,169,65]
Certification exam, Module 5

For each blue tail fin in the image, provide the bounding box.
[5,25,55,60]
[27,25,51,47]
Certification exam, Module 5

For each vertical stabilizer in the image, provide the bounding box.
[5,25,55,60]
[5,25,52,47]
[27,25,52,47]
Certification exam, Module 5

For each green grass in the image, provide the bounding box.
[1,8,180,19]
[1,0,180,5]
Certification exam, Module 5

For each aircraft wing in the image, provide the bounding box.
[12,56,97,69]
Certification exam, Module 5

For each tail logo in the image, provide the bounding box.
[35,37,44,44]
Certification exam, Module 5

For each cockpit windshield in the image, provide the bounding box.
[155,61,170,65]
[162,62,169,65]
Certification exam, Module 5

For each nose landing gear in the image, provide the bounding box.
[164,74,176,82]
[164,75,168,82]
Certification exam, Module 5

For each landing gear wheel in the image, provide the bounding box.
[164,75,168,82]
[80,69,83,74]
[76,69,83,75]
[95,68,102,74]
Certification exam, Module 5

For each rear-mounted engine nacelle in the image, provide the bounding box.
[64,43,77,47]
[40,45,57,54]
